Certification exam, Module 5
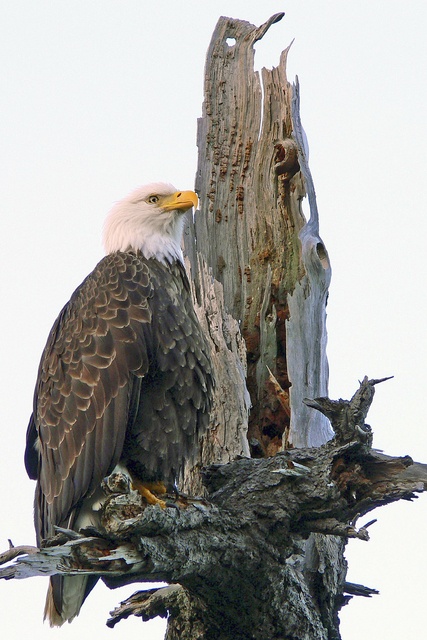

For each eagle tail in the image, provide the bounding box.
[44,575,94,626]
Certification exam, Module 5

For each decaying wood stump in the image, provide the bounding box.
[187,12,332,459]
[2,377,426,639]
[2,13,427,640]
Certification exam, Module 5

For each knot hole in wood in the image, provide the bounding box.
[316,242,330,270]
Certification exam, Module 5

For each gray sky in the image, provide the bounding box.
[1,2,426,638]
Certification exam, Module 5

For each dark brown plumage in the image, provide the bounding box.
[24,183,213,625]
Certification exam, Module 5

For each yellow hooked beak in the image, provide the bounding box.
[160,190,198,213]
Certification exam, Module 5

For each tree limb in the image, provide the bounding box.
[2,380,426,636]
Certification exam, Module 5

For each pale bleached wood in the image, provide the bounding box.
[288,75,333,447]
[185,13,332,458]
[182,252,250,495]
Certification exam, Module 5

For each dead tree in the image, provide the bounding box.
[2,13,427,640]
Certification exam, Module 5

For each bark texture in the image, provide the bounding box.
[187,13,333,459]
[2,381,426,638]
[2,13,427,640]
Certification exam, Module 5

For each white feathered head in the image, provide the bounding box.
[103,182,198,263]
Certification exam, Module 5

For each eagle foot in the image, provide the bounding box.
[132,480,168,509]
[168,490,210,509]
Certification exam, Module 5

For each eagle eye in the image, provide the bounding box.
[147,195,159,204]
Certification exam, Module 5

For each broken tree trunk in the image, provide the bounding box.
[2,13,427,640]
[187,12,333,457]
[2,377,426,639]
[181,13,342,636]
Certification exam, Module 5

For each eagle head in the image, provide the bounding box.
[103,182,198,263]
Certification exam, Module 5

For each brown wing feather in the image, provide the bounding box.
[122,260,213,484]
[27,252,153,542]
[26,252,213,547]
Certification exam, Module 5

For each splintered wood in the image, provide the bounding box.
[185,12,332,460]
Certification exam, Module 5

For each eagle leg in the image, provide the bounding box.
[131,479,168,509]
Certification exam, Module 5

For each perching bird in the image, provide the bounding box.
[24,183,213,626]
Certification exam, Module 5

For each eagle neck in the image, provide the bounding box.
[136,233,184,266]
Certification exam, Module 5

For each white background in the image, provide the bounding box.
[1,2,426,638]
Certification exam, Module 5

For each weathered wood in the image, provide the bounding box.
[181,12,340,637]
[2,386,426,638]
[181,253,250,496]
[186,13,332,460]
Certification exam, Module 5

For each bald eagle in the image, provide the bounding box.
[24,183,213,626]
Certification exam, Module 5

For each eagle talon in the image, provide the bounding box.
[164,501,181,511]
[166,491,210,509]
[131,480,168,509]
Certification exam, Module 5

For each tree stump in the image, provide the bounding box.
[187,13,333,458]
